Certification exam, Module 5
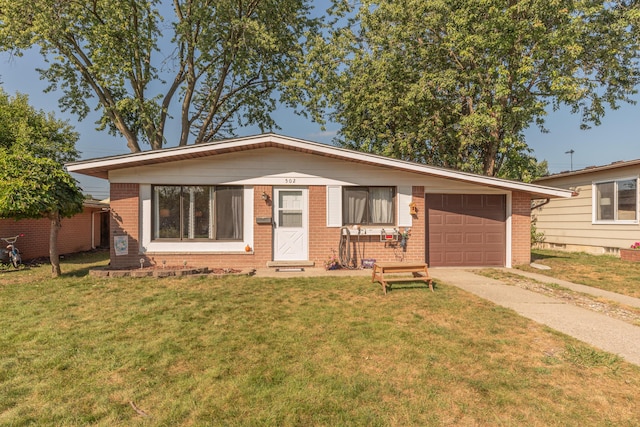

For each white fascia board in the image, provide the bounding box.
[66,133,573,199]
[294,139,573,198]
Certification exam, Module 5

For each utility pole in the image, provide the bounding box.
[565,149,575,171]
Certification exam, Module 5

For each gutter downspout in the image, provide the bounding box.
[531,198,550,211]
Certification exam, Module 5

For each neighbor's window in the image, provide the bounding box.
[343,186,395,225]
[153,185,243,240]
[594,178,637,222]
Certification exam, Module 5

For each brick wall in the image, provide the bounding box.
[110,185,534,269]
[110,183,141,268]
[0,207,104,261]
[308,185,426,268]
[110,184,430,270]
[251,185,274,266]
[511,191,532,266]
[110,183,276,269]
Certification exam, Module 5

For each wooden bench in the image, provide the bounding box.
[372,262,433,294]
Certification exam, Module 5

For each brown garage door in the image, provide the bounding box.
[426,194,506,267]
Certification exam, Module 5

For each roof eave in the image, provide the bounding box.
[67,134,573,199]
[536,159,640,182]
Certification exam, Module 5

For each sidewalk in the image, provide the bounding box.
[429,268,640,366]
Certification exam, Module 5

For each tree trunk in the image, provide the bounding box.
[49,212,62,277]
[483,124,503,176]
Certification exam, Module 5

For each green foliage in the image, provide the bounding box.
[292,0,639,177]
[0,151,84,220]
[499,158,550,183]
[0,89,78,163]
[530,216,546,246]
[0,0,319,152]
[563,344,622,370]
[0,88,83,220]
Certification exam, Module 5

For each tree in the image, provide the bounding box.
[0,89,84,277]
[0,0,319,153]
[293,0,639,177]
[0,91,79,163]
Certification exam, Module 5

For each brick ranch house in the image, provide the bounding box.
[0,199,109,262]
[66,134,572,270]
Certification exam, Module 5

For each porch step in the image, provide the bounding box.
[266,260,315,268]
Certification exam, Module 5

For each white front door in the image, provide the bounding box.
[273,188,308,261]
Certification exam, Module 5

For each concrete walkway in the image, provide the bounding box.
[429,269,640,366]
[255,266,640,366]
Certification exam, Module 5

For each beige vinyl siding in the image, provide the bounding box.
[534,168,640,251]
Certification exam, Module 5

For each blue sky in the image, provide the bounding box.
[2,43,639,200]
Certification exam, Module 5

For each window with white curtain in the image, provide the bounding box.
[593,178,638,223]
[342,186,395,225]
[153,185,243,240]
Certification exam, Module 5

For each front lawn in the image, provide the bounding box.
[1,252,640,425]
[520,249,640,298]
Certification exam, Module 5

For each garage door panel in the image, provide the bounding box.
[464,216,483,225]
[485,252,505,263]
[465,232,484,244]
[430,212,443,225]
[427,194,506,267]
[485,195,506,208]
[444,195,464,209]
[464,195,484,209]
[445,233,463,244]
[444,252,463,264]
[485,232,504,244]
[464,252,484,264]
[444,214,463,225]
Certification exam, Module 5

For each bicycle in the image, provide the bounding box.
[1,234,23,268]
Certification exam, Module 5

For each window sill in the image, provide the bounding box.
[143,241,251,253]
[143,250,253,255]
[592,221,639,225]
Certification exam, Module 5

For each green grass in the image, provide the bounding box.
[521,249,640,298]
[2,251,640,425]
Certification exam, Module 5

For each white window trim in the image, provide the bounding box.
[139,185,254,253]
[326,185,342,227]
[592,176,639,225]
[397,186,413,227]
[327,185,411,228]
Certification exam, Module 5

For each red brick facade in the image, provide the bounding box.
[110,183,142,267]
[511,191,532,266]
[306,186,425,268]
[109,183,534,269]
[0,206,106,261]
[109,184,437,269]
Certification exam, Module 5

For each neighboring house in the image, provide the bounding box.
[67,134,571,270]
[534,159,640,255]
[0,199,109,262]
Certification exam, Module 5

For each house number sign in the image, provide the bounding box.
[284,178,296,184]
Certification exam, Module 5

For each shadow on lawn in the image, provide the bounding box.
[531,252,571,261]
[0,266,31,274]
[62,267,96,278]
[385,282,438,293]
[58,249,110,278]
[60,249,110,265]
